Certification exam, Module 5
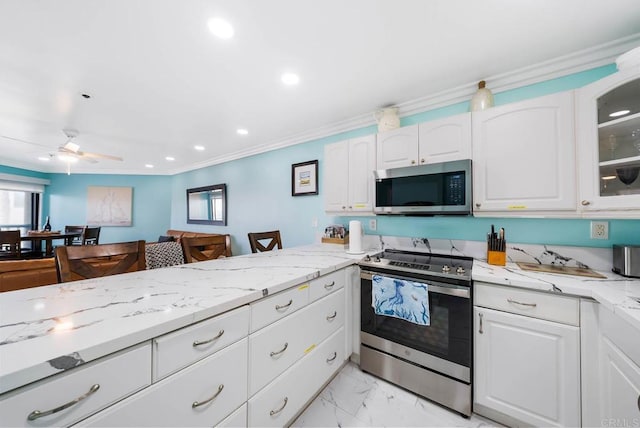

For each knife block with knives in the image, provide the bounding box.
[487,225,506,266]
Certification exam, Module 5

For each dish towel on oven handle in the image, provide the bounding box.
[371,274,430,326]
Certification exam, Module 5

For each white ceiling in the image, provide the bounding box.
[1,0,640,175]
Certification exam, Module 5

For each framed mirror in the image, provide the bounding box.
[186,184,227,225]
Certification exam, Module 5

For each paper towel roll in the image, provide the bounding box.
[348,220,363,254]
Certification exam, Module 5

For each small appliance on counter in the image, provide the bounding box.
[321,224,349,245]
[612,244,640,278]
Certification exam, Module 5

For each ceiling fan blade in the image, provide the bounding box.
[77,151,124,161]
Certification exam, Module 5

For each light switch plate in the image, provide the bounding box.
[369,219,377,231]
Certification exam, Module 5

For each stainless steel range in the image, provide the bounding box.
[359,249,473,417]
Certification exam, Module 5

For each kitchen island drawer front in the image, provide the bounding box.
[251,284,310,332]
[309,288,345,345]
[77,339,248,427]
[0,342,151,428]
[309,270,344,302]
[248,289,344,396]
[153,305,249,380]
[248,327,345,427]
[475,282,579,326]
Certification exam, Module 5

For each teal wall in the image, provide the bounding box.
[2,63,639,253]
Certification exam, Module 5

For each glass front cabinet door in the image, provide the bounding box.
[577,68,640,215]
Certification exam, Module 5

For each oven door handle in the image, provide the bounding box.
[360,271,470,299]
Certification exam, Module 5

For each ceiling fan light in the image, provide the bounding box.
[64,141,80,152]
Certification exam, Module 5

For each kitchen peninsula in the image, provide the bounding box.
[1,241,640,427]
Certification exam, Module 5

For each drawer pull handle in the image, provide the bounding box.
[326,352,337,363]
[270,342,289,357]
[507,298,537,308]
[193,329,224,347]
[479,313,483,334]
[192,384,224,408]
[270,397,288,416]
[324,281,335,290]
[326,311,337,321]
[275,299,293,311]
[27,384,100,421]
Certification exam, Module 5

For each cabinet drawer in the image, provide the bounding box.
[153,306,249,380]
[475,282,579,326]
[250,283,310,332]
[78,339,248,427]
[309,270,344,302]
[0,342,151,428]
[248,327,345,427]
[248,289,345,396]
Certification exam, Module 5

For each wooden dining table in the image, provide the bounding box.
[20,231,82,258]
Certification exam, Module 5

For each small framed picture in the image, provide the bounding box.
[291,160,319,196]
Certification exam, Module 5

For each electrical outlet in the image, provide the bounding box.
[311,217,318,228]
[369,219,377,231]
[590,221,608,239]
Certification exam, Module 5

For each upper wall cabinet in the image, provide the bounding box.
[472,91,577,215]
[324,135,376,214]
[376,113,471,170]
[577,68,640,216]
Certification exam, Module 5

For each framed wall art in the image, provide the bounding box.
[86,186,133,226]
[291,160,318,196]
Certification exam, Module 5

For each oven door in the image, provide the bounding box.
[360,270,471,382]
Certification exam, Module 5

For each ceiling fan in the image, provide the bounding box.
[57,128,123,164]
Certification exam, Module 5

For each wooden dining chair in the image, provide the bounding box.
[83,226,101,245]
[181,235,231,263]
[247,230,282,253]
[64,225,87,245]
[54,240,146,283]
[0,230,21,260]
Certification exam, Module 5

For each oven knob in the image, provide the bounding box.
[374,256,381,262]
[364,254,371,262]
[442,265,450,273]
[456,266,466,275]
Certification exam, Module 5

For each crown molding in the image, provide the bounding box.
[170,33,640,175]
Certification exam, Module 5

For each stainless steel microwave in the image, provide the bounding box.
[373,159,472,215]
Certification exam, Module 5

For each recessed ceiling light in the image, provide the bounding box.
[145,164,154,168]
[609,109,630,117]
[194,145,205,151]
[165,156,175,161]
[237,128,249,135]
[281,72,300,85]
[38,156,50,162]
[208,17,234,39]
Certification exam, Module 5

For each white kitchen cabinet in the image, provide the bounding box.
[78,339,248,427]
[582,301,640,426]
[376,113,471,170]
[577,68,640,215]
[248,288,344,396]
[474,285,580,427]
[0,343,151,428]
[324,135,376,213]
[248,327,345,427]
[472,91,577,214]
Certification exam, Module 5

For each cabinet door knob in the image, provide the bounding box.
[420,158,425,163]
[475,203,481,208]
[581,200,591,206]
[342,206,346,210]
[348,206,352,209]
[411,160,416,165]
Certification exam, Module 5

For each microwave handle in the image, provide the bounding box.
[360,271,469,299]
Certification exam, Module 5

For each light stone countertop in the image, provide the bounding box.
[0,244,369,395]
[472,260,640,332]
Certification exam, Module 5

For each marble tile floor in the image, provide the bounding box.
[292,362,502,428]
